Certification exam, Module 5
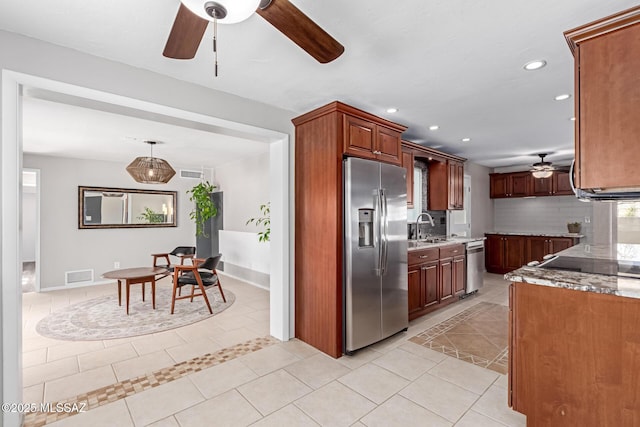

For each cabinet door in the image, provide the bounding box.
[402,149,414,208]
[439,259,454,302]
[485,235,504,272]
[526,237,548,263]
[453,255,466,295]
[376,127,402,165]
[490,174,509,198]
[510,173,531,197]
[423,261,439,308]
[553,171,574,195]
[448,161,464,209]
[548,237,572,254]
[343,115,376,159]
[531,176,552,196]
[408,265,422,316]
[577,22,640,190]
[503,236,526,272]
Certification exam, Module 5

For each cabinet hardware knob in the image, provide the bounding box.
[419,255,429,259]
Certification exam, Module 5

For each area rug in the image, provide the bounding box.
[36,287,235,341]
[409,302,509,374]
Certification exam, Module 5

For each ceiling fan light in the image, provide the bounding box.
[181,0,261,24]
[532,169,553,179]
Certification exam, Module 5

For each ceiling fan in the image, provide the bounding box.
[530,153,568,178]
[163,0,345,67]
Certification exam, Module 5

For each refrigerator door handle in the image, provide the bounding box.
[380,188,389,275]
[374,189,383,276]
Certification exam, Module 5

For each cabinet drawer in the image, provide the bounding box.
[408,248,439,265]
[439,244,464,259]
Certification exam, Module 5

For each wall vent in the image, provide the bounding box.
[65,269,94,285]
[180,169,204,180]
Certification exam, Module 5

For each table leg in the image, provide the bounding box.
[118,280,122,306]
[151,278,156,310]
[126,279,131,315]
[142,282,146,302]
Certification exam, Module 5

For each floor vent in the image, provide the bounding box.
[65,269,94,285]
[180,169,204,180]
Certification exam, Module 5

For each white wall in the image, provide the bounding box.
[24,153,199,289]
[214,152,270,233]
[466,161,494,238]
[0,30,295,422]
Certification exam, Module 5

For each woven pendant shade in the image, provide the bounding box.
[126,141,176,184]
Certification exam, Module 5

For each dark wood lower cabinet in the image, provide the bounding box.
[486,233,580,274]
[408,244,465,321]
[510,281,640,425]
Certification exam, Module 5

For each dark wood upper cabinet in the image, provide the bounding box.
[343,111,403,166]
[553,171,574,195]
[490,170,574,199]
[490,172,531,198]
[401,147,414,208]
[565,6,640,190]
[429,160,464,210]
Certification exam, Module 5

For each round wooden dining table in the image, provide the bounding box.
[102,267,167,314]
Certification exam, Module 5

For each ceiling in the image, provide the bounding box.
[1,0,636,168]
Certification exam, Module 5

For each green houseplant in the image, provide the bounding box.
[246,202,270,242]
[187,181,217,237]
[137,207,164,224]
[567,221,581,234]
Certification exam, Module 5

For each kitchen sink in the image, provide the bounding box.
[420,237,448,243]
[408,237,449,248]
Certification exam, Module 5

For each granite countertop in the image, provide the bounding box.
[505,243,640,299]
[408,236,486,251]
[486,231,584,238]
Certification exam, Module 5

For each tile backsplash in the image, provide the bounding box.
[493,196,593,243]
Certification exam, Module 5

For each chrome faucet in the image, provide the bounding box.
[414,213,435,240]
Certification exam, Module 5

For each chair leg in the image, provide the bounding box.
[214,270,227,303]
[171,274,179,314]
[190,285,196,302]
[196,276,213,314]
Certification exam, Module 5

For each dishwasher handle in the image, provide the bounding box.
[466,247,484,255]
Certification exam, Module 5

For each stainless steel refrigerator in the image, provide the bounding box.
[344,157,408,354]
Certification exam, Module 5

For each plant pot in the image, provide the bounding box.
[567,224,581,234]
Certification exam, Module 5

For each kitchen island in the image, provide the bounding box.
[505,244,640,426]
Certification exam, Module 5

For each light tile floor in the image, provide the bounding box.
[21,272,526,426]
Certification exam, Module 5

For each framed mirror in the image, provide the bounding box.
[78,186,177,229]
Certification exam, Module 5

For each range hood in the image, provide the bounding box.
[570,160,640,202]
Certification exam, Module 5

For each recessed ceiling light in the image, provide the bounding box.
[461,138,471,142]
[555,94,571,101]
[570,117,576,121]
[524,59,547,71]
[386,108,398,113]
[429,125,439,131]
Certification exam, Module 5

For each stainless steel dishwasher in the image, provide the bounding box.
[465,240,485,294]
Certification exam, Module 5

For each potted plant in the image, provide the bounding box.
[187,181,217,237]
[137,207,164,223]
[567,221,581,234]
[246,202,270,242]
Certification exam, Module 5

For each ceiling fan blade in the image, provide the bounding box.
[163,4,209,59]
[257,0,344,63]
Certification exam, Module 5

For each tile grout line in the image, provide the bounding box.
[22,336,279,427]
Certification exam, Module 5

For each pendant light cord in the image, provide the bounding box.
[213,14,218,77]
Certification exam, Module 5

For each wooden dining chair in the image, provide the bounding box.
[171,254,226,314]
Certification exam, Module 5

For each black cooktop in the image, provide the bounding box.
[539,256,640,278]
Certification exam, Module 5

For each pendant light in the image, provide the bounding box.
[531,154,554,179]
[126,141,176,184]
